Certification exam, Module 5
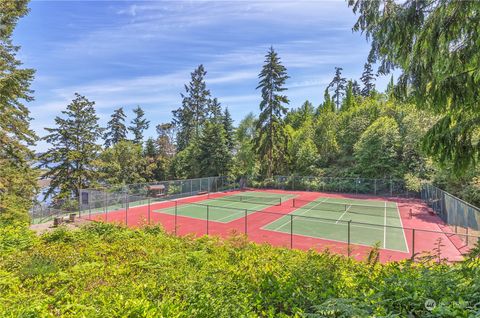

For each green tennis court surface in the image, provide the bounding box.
[153,191,296,223]
[263,197,408,252]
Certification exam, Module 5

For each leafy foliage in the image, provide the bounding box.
[354,116,401,178]
[349,0,480,171]
[97,140,147,185]
[0,223,479,317]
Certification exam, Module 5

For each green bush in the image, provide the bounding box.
[0,223,479,317]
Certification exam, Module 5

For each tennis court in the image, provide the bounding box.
[263,196,408,252]
[153,191,296,223]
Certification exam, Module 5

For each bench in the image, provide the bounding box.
[53,213,77,227]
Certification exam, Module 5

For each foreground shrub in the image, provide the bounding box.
[0,223,479,317]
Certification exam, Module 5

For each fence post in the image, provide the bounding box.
[206,205,209,235]
[390,179,393,196]
[292,176,295,191]
[104,192,108,222]
[466,227,469,246]
[290,214,294,249]
[89,202,91,220]
[174,201,178,235]
[148,198,151,225]
[411,229,416,260]
[374,179,377,195]
[347,220,351,257]
[125,193,128,226]
[245,209,248,234]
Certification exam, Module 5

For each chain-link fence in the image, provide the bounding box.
[422,184,480,237]
[248,176,418,197]
[78,176,238,217]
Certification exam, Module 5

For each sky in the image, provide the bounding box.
[14,0,391,151]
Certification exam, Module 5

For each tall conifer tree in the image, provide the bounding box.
[40,94,103,201]
[104,107,127,148]
[129,106,149,144]
[327,67,347,111]
[222,107,235,151]
[360,62,376,96]
[254,47,289,177]
[208,97,223,122]
[0,0,38,224]
[172,65,211,150]
[197,121,231,177]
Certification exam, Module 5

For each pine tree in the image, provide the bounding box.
[40,94,103,202]
[197,121,231,177]
[104,107,127,148]
[360,62,376,96]
[327,67,347,111]
[342,81,355,111]
[172,65,211,151]
[144,137,158,158]
[254,47,289,177]
[352,80,361,96]
[129,106,149,144]
[208,97,223,122]
[320,88,335,113]
[0,0,39,224]
[222,107,235,151]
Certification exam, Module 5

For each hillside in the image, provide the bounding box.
[1,223,479,317]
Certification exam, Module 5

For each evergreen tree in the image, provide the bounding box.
[360,62,376,96]
[144,137,158,158]
[208,97,223,122]
[342,80,355,111]
[143,137,169,182]
[222,107,235,151]
[0,0,38,224]
[352,80,361,96]
[40,94,103,202]
[129,106,149,144]
[286,101,314,129]
[254,47,289,177]
[327,67,347,111]
[172,65,211,151]
[104,107,127,148]
[198,121,231,177]
[319,88,335,113]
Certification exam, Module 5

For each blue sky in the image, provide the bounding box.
[15,0,390,151]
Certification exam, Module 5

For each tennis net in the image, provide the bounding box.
[208,193,282,206]
[292,198,394,218]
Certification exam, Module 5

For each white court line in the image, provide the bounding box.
[395,202,410,254]
[271,197,330,231]
[335,204,352,224]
